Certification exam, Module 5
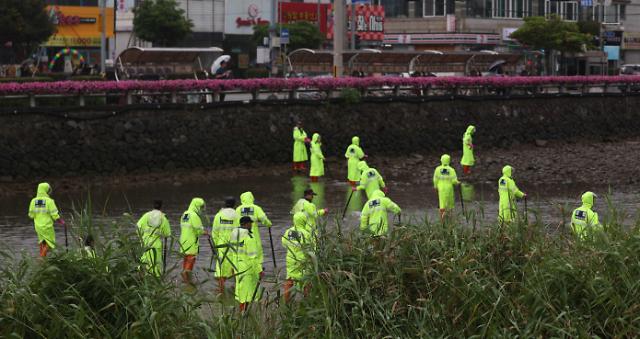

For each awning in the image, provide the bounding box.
[115,47,224,80]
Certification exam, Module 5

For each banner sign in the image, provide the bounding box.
[327,4,385,41]
[279,2,330,33]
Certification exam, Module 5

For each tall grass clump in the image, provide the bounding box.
[0,203,209,338]
[278,210,640,337]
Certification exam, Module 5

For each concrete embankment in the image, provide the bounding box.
[1,95,638,180]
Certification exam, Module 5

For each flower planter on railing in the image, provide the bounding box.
[1,76,640,108]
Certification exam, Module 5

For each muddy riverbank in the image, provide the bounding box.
[2,137,639,197]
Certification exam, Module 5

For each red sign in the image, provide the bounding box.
[236,3,270,28]
[49,6,97,26]
[327,4,385,41]
[236,17,270,27]
[279,2,330,33]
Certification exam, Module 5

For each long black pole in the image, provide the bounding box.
[64,224,68,251]
[459,185,465,214]
[524,195,528,224]
[342,190,355,219]
[162,237,168,273]
[268,227,277,268]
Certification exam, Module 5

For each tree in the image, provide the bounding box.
[133,0,192,47]
[0,0,55,61]
[511,16,592,75]
[253,21,324,52]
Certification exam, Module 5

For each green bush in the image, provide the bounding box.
[340,88,361,104]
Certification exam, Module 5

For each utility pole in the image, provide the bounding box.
[100,0,107,73]
[317,0,321,28]
[270,0,277,76]
[350,1,356,50]
[333,0,346,77]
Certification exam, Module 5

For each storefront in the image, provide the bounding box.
[42,5,114,72]
[623,32,640,65]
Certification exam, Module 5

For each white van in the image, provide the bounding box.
[620,64,640,75]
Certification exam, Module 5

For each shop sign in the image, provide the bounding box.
[44,6,114,47]
[225,1,272,35]
[603,31,623,46]
[279,2,330,33]
[327,4,385,41]
[623,32,640,50]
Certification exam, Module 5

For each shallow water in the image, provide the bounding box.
[1,171,638,281]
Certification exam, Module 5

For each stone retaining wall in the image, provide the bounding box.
[1,96,637,179]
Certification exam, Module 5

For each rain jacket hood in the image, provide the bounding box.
[188,198,205,213]
[240,192,255,205]
[371,190,385,200]
[352,136,360,146]
[581,192,596,209]
[37,183,51,197]
[220,207,236,219]
[312,133,321,143]
[357,161,369,172]
[440,154,451,166]
[465,125,476,135]
[502,165,513,178]
[293,212,307,229]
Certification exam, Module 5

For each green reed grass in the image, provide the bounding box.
[2,199,640,338]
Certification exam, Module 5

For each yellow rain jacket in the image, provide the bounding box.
[236,192,272,272]
[230,227,261,303]
[28,183,61,248]
[282,212,314,281]
[293,126,309,162]
[433,154,460,210]
[461,125,476,167]
[291,198,326,232]
[137,209,171,276]
[309,133,325,177]
[360,190,401,236]
[212,207,238,278]
[345,136,365,182]
[498,166,524,223]
[571,192,602,239]
[356,161,386,199]
[179,198,205,256]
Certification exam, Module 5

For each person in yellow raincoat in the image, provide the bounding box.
[498,165,526,224]
[230,216,262,312]
[571,192,602,239]
[291,188,328,234]
[292,121,310,171]
[28,182,65,257]
[137,200,171,276]
[360,190,401,236]
[211,197,238,294]
[433,154,460,220]
[355,161,387,199]
[345,136,365,186]
[236,192,272,273]
[309,133,325,182]
[179,198,207,285]
[460,125,476,175]
[282,212,315,302]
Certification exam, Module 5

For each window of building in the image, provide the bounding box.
[422,0,451,16]
[585,4,624,24]
[492,0,531,18]
[379,0,408,17]
[545,0,578,21]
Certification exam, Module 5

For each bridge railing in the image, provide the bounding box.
[1,76,639,109]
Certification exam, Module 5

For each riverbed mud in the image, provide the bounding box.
[2,138,638,197]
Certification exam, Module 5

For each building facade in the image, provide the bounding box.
[43,0,115,70]
[378,0,631,53]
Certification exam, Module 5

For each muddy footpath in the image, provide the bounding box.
[2,137,639,198]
